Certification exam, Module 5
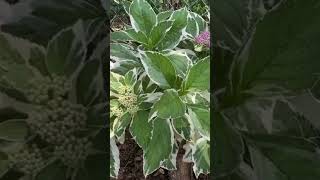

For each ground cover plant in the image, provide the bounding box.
[0,1,107,180]
[213,0,320,179]
[110,0,210,179]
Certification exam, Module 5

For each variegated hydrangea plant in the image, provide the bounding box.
[110,0,210,178]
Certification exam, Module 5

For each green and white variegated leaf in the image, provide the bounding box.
[182,142,193,163]
[161,141,178,170]
[140,92,163,103]
[143,118,175,176]
[129,0,157,36]
[187,106,210,140]
[124,68,138,87]
[111,28,149,45]
[213,0,267,52]
[184,56,210,91]
[149,21,174,48]
[139,51,176,89]
[157,10,173,22]
[183,92,210,107]
[149,89,186,120]
[164,50,192,78]
[110,43,141,74]
[111,30,133,42]
[192,138,210,178]
[230,0,320,97]
[130,110,152,149]
[0,33,35,97]
[157,8,188,50]
[110,137,120,178]
[0,119,28,142]
[185,11,207,38]
[110,43,138,62]
[0,151,9,178]
[1,0,106,46]
[124,29,149,45]
[172,116,193,141]
[110,72,124,93]
[113,113,132,138]
[46,20,87,78]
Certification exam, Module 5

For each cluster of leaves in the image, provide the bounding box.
[213,0,320,179]
[0,0,107,180]
[110,0,210,178]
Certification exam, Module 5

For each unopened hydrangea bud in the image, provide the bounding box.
[28,99,87,144]
[127,105,139,115]
[111,107,124,117]
[118,84,132,95]
[54,136,92,169]
[8,144,45,176]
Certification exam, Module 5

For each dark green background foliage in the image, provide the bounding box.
[0,0,108,180]
[213,0,320,179]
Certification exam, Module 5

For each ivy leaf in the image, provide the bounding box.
[140,51,176,89]
[149,89,186,120]
[184,56,210,91]
[129,0,157,36]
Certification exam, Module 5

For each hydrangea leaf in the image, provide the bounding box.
[143,118,175,176]
[192,138,210,178]
[110,137,120,178]
[129,0,157,36]
[184,56,210,91]
[140,51,176,89]
[157,8,188,50]
[149,89,186,120]
[130,110,152,149]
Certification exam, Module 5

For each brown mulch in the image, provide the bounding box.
[114,131,209,180]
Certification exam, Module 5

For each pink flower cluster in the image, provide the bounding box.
[195,31,210,47]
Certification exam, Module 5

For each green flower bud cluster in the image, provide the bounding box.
[118,93,139,115]
[26,74,87,144]
[116,85,139,114]
[54,136,92,168]
[28,99,87,144]
[110,106,124,118]
[26,74,71,105]
[8,145,45,176]
[118,84,132,95]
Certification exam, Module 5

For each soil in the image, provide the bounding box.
[114,131,209,180]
